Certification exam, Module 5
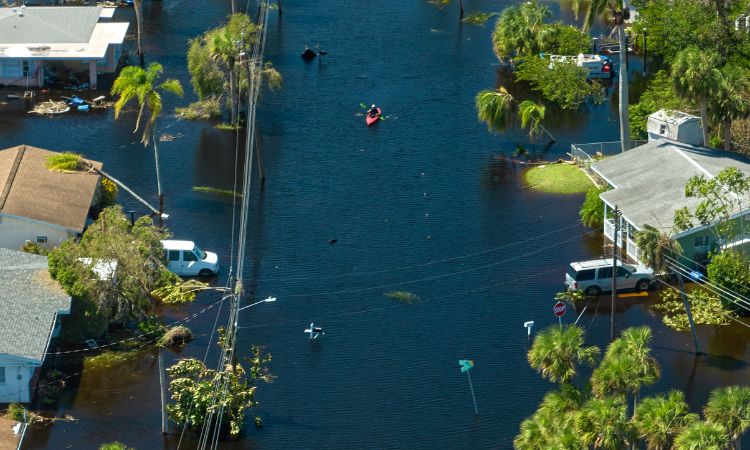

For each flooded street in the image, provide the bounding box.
[1,0,750,448]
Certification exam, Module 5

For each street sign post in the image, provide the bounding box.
[553,301,566,328]
[458,359,478,415]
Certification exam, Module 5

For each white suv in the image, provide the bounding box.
[565,259,654,295]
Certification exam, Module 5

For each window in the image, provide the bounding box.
[576,269,596,281]
[0,60,22,78]
[36,236,47,243]
[616,266,631,277]
[659,124,667,134]
[598,267,613,279]
[183,251,198,262]
[22,60,29,77]
[0,367,5,383]
[168,250,180,262]
[695,236,709,248]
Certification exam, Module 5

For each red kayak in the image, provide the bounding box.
[366,108,381,127]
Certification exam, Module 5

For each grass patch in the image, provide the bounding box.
[215,123,241,131]
[84,350,141,370]
[524,163,593,194]
[461,12,498,25]
[385,291,420,303]
[193,186,242,197]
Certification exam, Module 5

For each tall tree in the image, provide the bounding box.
[575,395,634,449]
[475,87,515,132]
[492,0,555,62]
[527,325,600,384]
[710,65,750,151]
[518,100,556,143]
[566,0,631,151]
[671,47,721,147]
[633,390,698,450]
[704,385,750,450]
[673,421,729,450]
[134,0,145,67]
[112,62,184,146]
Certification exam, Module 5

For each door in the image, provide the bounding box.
[616,266,637,290]
[167,250,182,274]
[596,266,613,291]
[182,250,199,275]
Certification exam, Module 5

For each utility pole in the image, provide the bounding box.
[676,272,701,354]
[611,206,620,342]
[158,349,168,433]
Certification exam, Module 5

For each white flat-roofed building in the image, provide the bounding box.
[0,6,128,88]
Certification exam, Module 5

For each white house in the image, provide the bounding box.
[0,6,128,88]
[0,144,102,251]
[0,248,71,403]
[647,110,703,146]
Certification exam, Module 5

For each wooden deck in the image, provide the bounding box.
[0,417,25,450]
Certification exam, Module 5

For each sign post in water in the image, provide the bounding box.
[458,359,478,416]
[553,301,566,328]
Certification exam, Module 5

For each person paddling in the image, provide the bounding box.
[367,104,379,117]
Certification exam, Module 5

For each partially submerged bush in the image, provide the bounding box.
[175,98,221,120]
[160,325,193,347]
[654,287,735,330]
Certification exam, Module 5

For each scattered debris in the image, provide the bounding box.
[29,101,70,115]
[384,291,420,303]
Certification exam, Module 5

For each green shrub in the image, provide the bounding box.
[579,187,606,228]
[707,250,750,312]
[654,287,735,329]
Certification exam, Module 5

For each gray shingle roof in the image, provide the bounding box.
[0,6,101,44]
[591,139,750,232]
[0,248,70,363]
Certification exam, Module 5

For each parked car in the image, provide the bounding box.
[565,259,654,295]
[161,240,219,277]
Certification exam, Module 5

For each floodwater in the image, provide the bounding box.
[1,0,749,448]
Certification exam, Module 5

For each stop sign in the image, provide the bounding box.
[553,301,566,317]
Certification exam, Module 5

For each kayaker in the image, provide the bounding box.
[368,104,378,117]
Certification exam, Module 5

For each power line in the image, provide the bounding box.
[663,255,750,313]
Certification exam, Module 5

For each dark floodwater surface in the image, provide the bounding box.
[2,0,750,449]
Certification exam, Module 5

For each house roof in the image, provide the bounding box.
[0,6,128,60]
[591,139,750,232]
[648,109,700,126]
[0,145,102,231]
[0,248,70,363]
[0,6,101,44]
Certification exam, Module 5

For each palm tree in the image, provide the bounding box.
[492,1,554,62]
[518,100,556,144]
[476,88,556,145]
[633,390,698,450]
[527,325,599,384]
[567,0,631,152]
[710,65,750,151]
[635,225,701,354]
[592,326,660,412]
[704,385,750,450]
[207,14,258,126]
[673,421,729,450]
[475,87,515,132]
[112,63,184,146]
[576,395,634,449]
[672,47,722,147]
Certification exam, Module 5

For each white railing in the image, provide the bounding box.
[626,238,641,263]
[604,218,623,247]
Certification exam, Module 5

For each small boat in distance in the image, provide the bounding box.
[366,107,381,127]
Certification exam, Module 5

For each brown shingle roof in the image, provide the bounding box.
[0,145,102,231]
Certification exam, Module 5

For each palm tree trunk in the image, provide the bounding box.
[254,124,265,183]
[134,0,145,67]
[676,272,701,354]
[699,99,709,147]
[540,124,556,144]
[134,105,145,134]
[723,120,732,151]
[229,69,238,125]
[618,20,630,153]
[230,0,235,14]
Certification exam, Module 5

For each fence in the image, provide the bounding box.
[570,140,647,186]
